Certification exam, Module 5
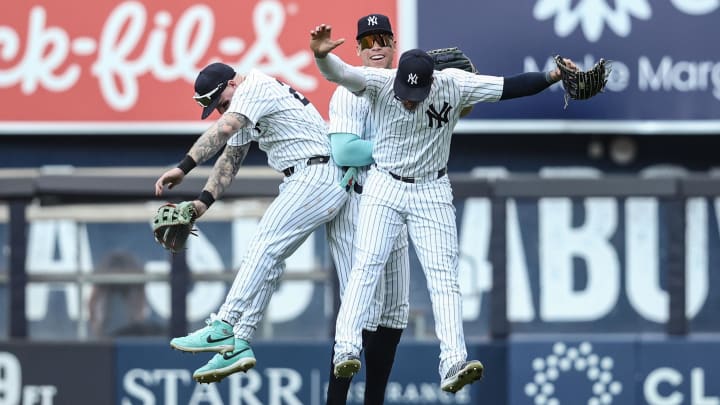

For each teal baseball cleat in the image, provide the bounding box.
[170,319,235,353]
[193,339,257,383]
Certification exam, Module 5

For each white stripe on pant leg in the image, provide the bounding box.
[218,179,313,325]
[379,225,410,329]
[375,174,410,330]
[327,188,386,331]
[217,165,347,336]
[326,193,357,297]
[407,179,467,378]
[230,259,287,339]
[334,173,404,358]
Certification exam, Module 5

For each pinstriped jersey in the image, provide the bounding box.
[225,69,330,172]
[361,67,503,177]
[328,86,373,142]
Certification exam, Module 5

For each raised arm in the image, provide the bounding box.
[500,58,577,100]
[310,24,367,93]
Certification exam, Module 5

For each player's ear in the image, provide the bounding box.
[228,75,244,88]
[356,44,361,56]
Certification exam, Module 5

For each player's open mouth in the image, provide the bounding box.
[370,55,385,60]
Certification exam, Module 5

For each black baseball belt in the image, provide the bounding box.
[282,155,330,177]
[389,167,447,183]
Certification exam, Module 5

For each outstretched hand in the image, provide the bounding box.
[549,57,579,83]
[310,24,345,58]
[155,167,185,196]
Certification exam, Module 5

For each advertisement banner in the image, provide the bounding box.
[0,342,114,405]
[458,196,720,334]
[637,338,720,405]
[509,338,636,405]
[5,0,718,135]
[0,0,399,134]
[418,0,720,133]
[509,337,720,405]
[116,341,505,405]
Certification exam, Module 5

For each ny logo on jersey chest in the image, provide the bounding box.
[426,102,452,128]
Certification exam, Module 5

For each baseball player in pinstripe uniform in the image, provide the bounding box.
[310,24,577,393]
[155,62,349,383]
[324,14,410,405]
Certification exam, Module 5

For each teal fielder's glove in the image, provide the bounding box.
[340,167,358,189]
[152,201,197,253]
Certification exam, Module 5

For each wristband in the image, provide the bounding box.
[198,190,215,208]
[177,155,197,174]
[545,70,558,84]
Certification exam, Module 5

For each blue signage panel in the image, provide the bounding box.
[454,197,720,335]
[0,342,115,405]
[417,0,720,132]
[115,340,505,404]
[636,337,720,405]
[4,193,720,340]
[509,337,636,405]
[509,336,720,405]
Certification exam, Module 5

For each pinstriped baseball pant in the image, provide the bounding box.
[334,168,467,378]
[326,169,410,331]
[216,162,348,339]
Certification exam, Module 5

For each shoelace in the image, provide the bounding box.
[445,362,465,378]
[188,318,213,336]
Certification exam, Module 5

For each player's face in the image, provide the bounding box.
[394,74,433,112]
[357,33,395,69]
[215,82,236,115]
[400,100,419,111]
[394,95,419,111]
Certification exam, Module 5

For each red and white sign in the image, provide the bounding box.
[0,1,400,133]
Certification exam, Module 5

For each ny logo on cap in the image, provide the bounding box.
[367,15,378,26]
[407,73,418,85]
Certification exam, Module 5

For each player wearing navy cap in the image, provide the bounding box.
[155,61,350,383]
[310,23,578,393]
[324,14,410,405]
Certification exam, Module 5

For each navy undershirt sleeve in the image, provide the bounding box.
[500,72,553,100]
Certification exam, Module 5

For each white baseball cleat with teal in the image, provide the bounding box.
[170,319,235,353]
[193,339,257,383]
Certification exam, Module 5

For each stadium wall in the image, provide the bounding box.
[2,337,718,404]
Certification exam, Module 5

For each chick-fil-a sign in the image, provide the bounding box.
[0,1,398,133]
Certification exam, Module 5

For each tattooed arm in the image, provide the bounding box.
[154,112,251,196]
[192,141,251,217]
[187,113,252,164]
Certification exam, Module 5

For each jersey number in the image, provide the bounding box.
[276,79,310,106]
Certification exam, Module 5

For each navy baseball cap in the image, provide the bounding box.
[356,14,393,39]
[393,49,434,102]
[193,62,236,119]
